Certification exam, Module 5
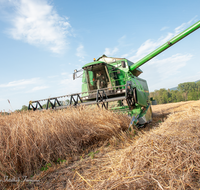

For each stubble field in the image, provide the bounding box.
[0,100,200,189]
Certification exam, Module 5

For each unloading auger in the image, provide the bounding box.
[28,20,200,126]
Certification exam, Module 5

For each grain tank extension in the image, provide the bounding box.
[28,20,200,127]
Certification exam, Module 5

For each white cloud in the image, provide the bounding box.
[128,19,196,63]
[76,44,86,62]
[102,18,197,61]
[48,75,59,78]
[60,74,82,94]
[0,78,40,88]
[149,53,193,66]
[128,33,174,62]
[180,73,200,83]
[121,53,129,58]
[4,0,71,53]
[0,98,5,102]
[160,26,169,31]
[118,35,126,44]
[174,17,197,34]
[174,23,186,34]
[27,85,49,92]
[104,47,119,56]
[140,53,194,91]
[148,53,193,78]
[61,72,69,76]
[103,35,134,58]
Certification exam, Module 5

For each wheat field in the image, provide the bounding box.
[0,101,200,189]
[0,107,130,179]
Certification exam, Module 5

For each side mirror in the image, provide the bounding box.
[72,69,83,80]
[73,69,78,80]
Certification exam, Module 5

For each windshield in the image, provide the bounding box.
[86,65,109,90]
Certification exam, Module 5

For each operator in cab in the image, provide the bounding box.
[96,71,107,89]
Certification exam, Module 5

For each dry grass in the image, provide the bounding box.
[151,100,197,116]
[31,101,199,190]
[0,106,130,178]
[1,101,200,190]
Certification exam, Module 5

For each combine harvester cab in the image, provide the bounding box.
[28,20,200,127]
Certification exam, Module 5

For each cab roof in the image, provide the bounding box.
[82,61,105,69]
[82,55,143,75]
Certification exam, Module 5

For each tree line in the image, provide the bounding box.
[150,81,200,104]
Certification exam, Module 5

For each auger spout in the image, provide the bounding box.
[130,20,200,71]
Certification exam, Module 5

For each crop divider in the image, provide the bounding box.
[28,101,43,111]
[69,94,83,106]
[96,89,108,109]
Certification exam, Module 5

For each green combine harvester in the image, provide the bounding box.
[28,20,200,127]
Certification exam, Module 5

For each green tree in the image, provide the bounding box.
[171,90,177,102]
[188,91,199,100]
[42,103,52,109]
[196,81,200,91]
[150,80,200,104]
[65,99,70,105]
[21,105,28,111]
[178,82,197,100]
[176,91,184,102]
[156,88,169,104]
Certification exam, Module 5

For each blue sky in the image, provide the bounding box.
[0,0,200,111]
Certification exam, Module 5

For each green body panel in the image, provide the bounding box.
[82,70,89,96]
[88,70,94,85]
[111,105,141,116]
[130,20,200,71]
[118,71,125,86]
[111,104,151,126]
[106,63,126,89]
[136,89,148,107]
